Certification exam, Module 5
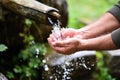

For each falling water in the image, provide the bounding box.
[48,17,62,41]
[42,18,96,80]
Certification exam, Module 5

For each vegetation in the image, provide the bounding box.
[7,19,47,80]
[94,51,115,80]
[1,19,47,80]
[0,44,7,52]
[67,0,118,29]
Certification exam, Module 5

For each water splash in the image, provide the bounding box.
[48,17,62,40]
[42,51,96,80]
[43,18,96,80]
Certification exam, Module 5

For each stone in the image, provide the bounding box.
[42,51,96,80]
[103,49,120,79]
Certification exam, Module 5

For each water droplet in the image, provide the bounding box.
[34,65,37,68]
[44,64,49,71]
[36,48,39,55]
[42,59,46,63]
[67,77,71,79]
[36,55,38,58]
[65,61,70,66]
[50,76,53,79]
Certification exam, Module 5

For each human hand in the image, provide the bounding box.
[60,28,77,39]
[47,28,87,55]
[60,28,88,39]
[47,34,82,55]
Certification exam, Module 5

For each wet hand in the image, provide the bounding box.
[48,36,80,55]
[60,28,77,39]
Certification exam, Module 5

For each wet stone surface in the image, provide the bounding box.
[103,49,120,79]
[41,49,120,80]
[42,51,96,80]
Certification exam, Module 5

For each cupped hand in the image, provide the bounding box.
[48,35,81,55]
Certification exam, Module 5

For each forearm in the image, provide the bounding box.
[77,12,120,39]
[80,33,118,50]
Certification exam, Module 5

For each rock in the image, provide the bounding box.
[103,49,120,79]
[42,51,96,80]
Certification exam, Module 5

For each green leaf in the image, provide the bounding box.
[25,19,32,27]
[6,72,14,79]
[0,44,8,52]
[14,65,22,73]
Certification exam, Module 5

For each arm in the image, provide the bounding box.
[49,27,120,54]
[61,1,120,40]
[80,34,118,51]
[76,1,120,39]
[48,33,118,55]
[59,13,120,40]
[76,12,120,39]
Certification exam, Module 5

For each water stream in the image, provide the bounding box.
[41,18,96,80]
[48,17,62,41]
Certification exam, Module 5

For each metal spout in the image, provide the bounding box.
[1,0,61,24]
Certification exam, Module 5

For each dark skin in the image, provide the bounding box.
[48,12,120,55]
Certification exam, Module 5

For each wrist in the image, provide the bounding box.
[76,28,94,39]
[76,39,90,51]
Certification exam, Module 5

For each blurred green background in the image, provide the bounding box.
[67,0,118,28]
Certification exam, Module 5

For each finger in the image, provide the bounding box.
[47,37,52,43]
[53,39,71,47]
[53,46,67,54]
[53,46,73,55]
[47,38,56,49]
[49,34,57,41]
